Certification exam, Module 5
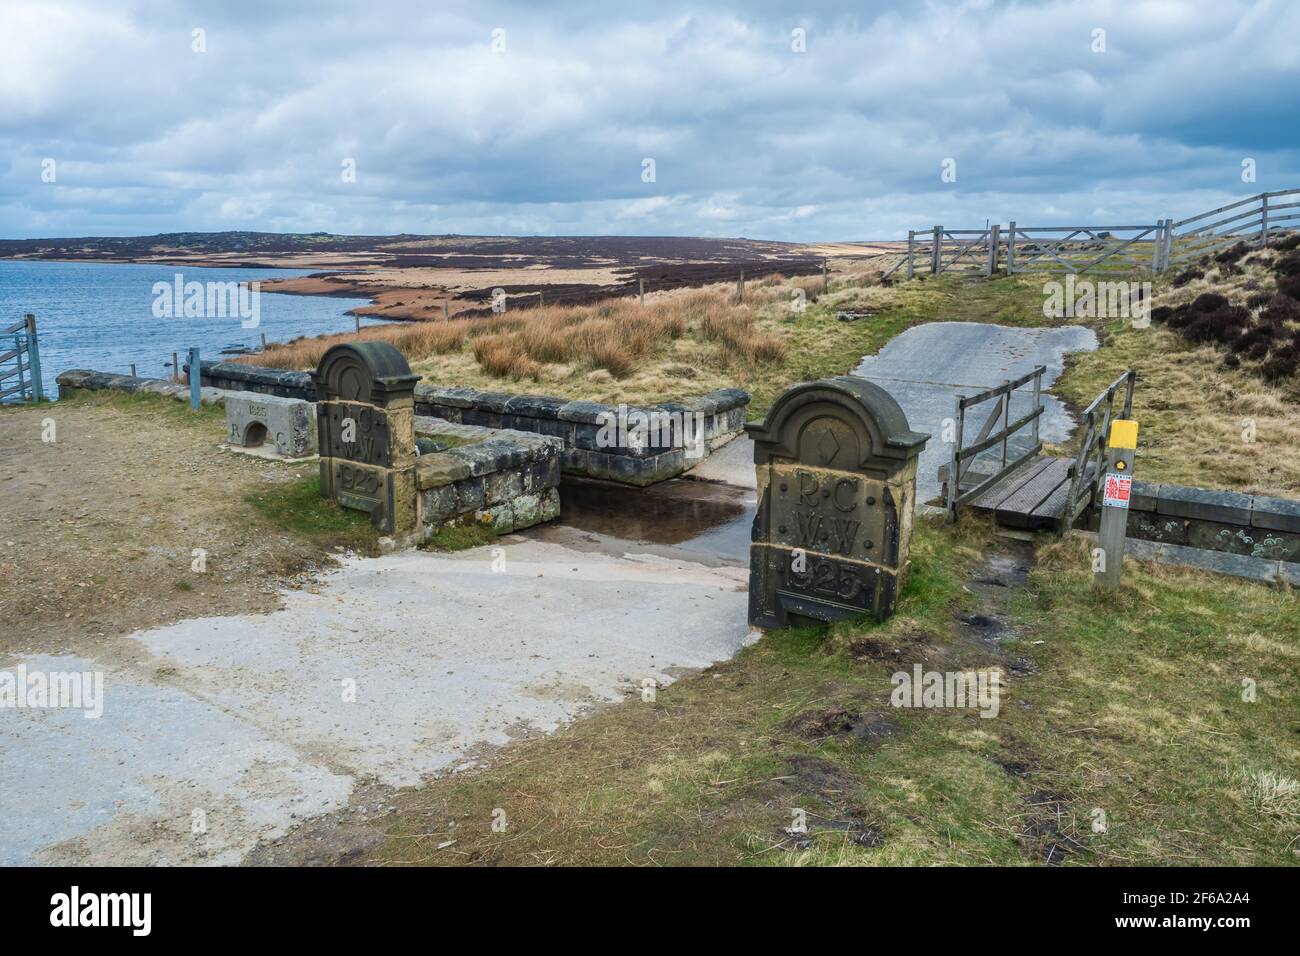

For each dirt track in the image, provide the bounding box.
[0,397,331,653]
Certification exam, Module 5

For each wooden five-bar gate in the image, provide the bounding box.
[895,189,1299,280]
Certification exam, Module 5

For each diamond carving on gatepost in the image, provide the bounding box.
[816,427,840,466]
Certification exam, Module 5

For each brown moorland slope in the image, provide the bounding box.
[0,231,900,322]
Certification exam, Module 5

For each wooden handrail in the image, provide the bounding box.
[945,365,1048,521]
[1060,369,1135,532]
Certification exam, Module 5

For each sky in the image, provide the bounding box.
[3,0,1298,242]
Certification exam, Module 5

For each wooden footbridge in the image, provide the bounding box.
[942,369,1136,533]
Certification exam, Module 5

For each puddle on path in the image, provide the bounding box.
[555,477,754,561]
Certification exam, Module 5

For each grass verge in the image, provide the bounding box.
[359,517,1298,867]
[52,388,228,429]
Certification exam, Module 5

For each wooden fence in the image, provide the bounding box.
[904,222,1167,277]
[1004,222,1168,275]
[898,188,1298,279]
[902,226,1001,278]
[1166,188,1300,268]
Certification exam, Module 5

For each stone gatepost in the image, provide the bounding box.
[313,342,420,536]
[747,376,928,628]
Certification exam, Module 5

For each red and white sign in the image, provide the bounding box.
[1103,472,1132,508]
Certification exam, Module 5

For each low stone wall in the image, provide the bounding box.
[193,360,751,485]
[194,360,315,400]
[57,369,227,406]
[414,419,561,534]
[1086,479,1300,563]
[415,386,750,486]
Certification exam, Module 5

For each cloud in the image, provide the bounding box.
[2,0,1297,240]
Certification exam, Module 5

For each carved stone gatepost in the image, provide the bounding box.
[313,342,420,536]
[747,376,928,628]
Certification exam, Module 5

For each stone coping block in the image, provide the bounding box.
[1153,483,1254,526]
[415,384,748,439]
[416,383,747,417]
[1131,479,1300,533]
[414,417,563,451]
[56,369,226,406]
[1250,495,1300,534]
[224,390,317,457]
[1122,537,1294,586]
[414,417,562,491]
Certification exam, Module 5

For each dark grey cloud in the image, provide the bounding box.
[2,0,1297,240]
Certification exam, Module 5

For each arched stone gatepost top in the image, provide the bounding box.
[313,342,419,406]
[745,375,927,473]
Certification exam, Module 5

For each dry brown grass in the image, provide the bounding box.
[240,317,468,372]
[243,280,793,389]
[1057,255,1300,496]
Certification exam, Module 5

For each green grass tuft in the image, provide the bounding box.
[244,474,378,550]
[418,521,498,552]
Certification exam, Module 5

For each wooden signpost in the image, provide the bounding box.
[1094,418,1139,590]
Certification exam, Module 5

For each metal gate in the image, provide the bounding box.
[1,314,45,403]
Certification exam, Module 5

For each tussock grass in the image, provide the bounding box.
[1056,311,1300,496]
[243,284,784,387]
[1236,768,1299,821]
[242,318,468,373]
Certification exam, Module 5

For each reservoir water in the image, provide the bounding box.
[0,260,374,398]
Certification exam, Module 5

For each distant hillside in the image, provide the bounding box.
[0,232,823,269]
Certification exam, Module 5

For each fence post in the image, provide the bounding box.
[822,259,829,293]
[1006,222,1017,274]
[172,351,179,384]
[931,226,942,274]
[1161,218,1174,272]
[906,231,915,278]
[24,314,43,402]
[737,270,745,300]
[1031,368,1042,449]
[188,347,201,411]
[947,396,964,521]
[1000,382,1011,468]
[639,278,645,305]
[987,225,1000,276]
[1261,193,1270,247]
